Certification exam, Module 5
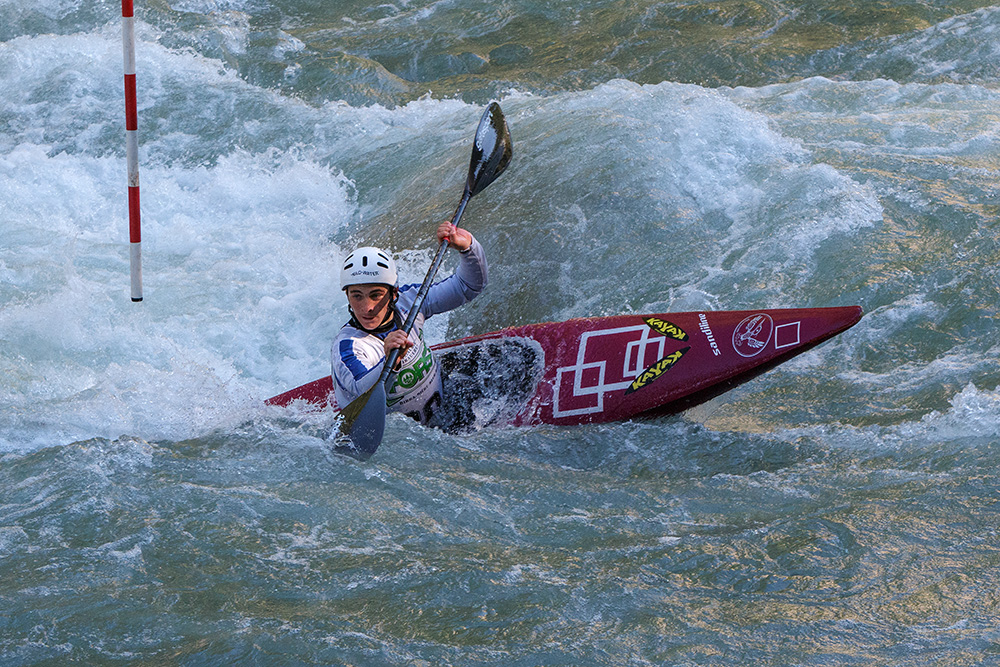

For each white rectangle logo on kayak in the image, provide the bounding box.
[774,321,802,349]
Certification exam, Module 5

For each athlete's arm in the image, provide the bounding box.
[331,333,384,403]
[417,230,488,318]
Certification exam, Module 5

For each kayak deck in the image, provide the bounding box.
[266,306,863,430]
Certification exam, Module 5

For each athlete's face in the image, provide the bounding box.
[346,283,395,330]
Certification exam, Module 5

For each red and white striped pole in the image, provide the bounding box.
[122,0,143,302]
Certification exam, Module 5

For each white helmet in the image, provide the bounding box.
[340,246,398,290]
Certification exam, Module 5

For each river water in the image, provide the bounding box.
[3,0,1000,664]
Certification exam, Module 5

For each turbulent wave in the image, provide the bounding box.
[802,6,1000,84]
[3,1,1000,664]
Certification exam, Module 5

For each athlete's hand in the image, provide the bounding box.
[383,330,413,369]
[437,221,472,252]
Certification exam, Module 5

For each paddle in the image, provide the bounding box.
[337,102,513,459]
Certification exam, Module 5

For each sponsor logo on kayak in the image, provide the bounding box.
[644,317,688,341]
[626,347,690,394]
[733,313,773,357]
[553,322,689,418]
[698,313,722,357]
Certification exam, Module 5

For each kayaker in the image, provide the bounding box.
[331,221,488,426]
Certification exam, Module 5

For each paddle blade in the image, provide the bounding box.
[467,102,513,197]
[337,382,387,459]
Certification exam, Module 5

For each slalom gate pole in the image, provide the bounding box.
[122,0,143,302]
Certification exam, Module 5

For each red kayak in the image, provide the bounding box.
[266,306,862,429]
